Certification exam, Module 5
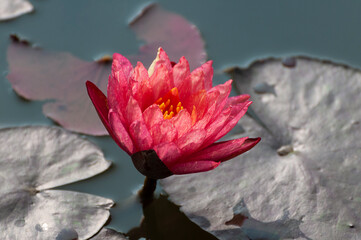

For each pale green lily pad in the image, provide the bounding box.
[0,0,33,21]
[161,57,361,240]
[0,126,113,239]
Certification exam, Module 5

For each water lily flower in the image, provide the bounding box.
[86,48,260,179]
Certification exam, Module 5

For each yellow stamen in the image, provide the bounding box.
[155,97,163,104]
[155,87,185,120]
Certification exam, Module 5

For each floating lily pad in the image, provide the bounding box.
[0,0,33,21]
[6,36,112,135]
[161,57,361,240]
[0,126,113,239]
[128,3,206,70]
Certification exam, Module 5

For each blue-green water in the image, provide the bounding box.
[1,0,361,238]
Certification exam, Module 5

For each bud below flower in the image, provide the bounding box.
[131,150,173,179]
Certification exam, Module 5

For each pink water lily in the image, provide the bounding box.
[86,48,260,177]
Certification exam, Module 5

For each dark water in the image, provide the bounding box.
[1,0,361,238]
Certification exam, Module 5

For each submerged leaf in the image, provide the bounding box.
[161,57,361,240]
[0,126,113,239]
[0,0,33,21]
[128,3,206,70]
[7,36,112,135]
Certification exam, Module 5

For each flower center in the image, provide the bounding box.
[155,87,184,119]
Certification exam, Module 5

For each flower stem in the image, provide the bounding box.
[139,177,157,206]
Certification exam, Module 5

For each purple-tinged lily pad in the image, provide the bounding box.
[161,57,361,240]
[128,3,206,70]
[7,36,111,135]
[0,126,113,239]
[0,0,33,21]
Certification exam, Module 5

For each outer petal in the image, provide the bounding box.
[129,120,153,151]
[227,94,251,106]
[86,81,133,153]
[176,129,206,154]
[201,107,231,147]
[188,137,261,163]
[107,54,133,114]
[112,53,133,79]
[107,73,129,123]
[169,161,220,174]
[173,56,190,88]
[108,110,135,155]
[153,142,182,167]
[215,100,252,140]
[207,79,233,118]
[86,81,110,131]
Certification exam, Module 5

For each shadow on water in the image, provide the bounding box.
[126,194,218,240]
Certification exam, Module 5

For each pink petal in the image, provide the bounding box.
[108,110,135,155]
[143,104,164,130]
[107,54,133,113]
[227,94,251,106]
[125,96,143,125]
[112,53,133,79]
[215,100,252,140]
[129,120,153,151]
[188,137,261,163]
[201,107,231,147]
[176,129,206,154]
[131,62,153,110]
[171,109,192,137]
[86,81,111,131]
[178,67,205,101]
[153,142,181,167]
[173,56,190,88]
[149,119,178,145]
[201,60,213,90]
[169,161,220,174]
[149,64,172,100]
[191,90,219,130]
[107,73,130,121]
[207,79,233,117]
[182,89,207,121]
[148,47,172,76]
